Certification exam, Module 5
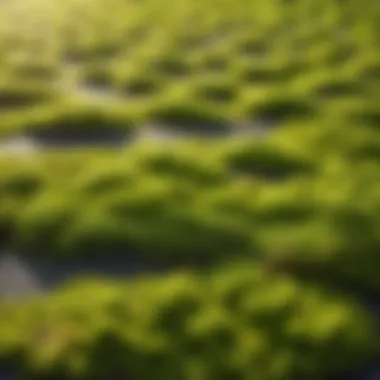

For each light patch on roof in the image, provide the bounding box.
[0,136,40,156]
[0,252,42,300]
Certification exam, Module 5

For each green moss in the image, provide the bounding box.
[148,99,232,133]
[223,140,317,178]
[14,171,250,261]
[345,132,380,161]
[69,163,136,196]
[254,163,380,289]
[23,102,137,137]
[0,160,47,245]
[117,71,164,97]
[242,92,318,123]
[0,165,44,198]
[312,77,365,99]
[196,52,231,73]
[15,191,82,256]
[358,59,380,81]
[151,53,194,78]
[350,106,380,129]
[322,43,357,66]
[0,0,378,130]
[63,39,123,64]
[1,5,380,378]
[0,83,57,109]
[62,203,250,262]
[0,263,376,379]
[234,35,270,57]
[241,64,285,84]
[192,77,238,103]
[81,64,116,89]
[10,61,60,81]
[58,208,137,258]
[131,147,229,186]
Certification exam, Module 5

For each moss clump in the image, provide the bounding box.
[118,72,164,97]
[242,93,317,124]
[313,78,364,99]
[148,99,232,134]
[63,40,123,64]
[197,52,231,73]
[0,263,376,380]
[0,83,56,109]
[223,140,317,179]
[14,171,252,262]
[235,36,270,57]
[349,107,380,129]
[10,61,60,81]
[193,77,238,103]
[151,54,193,78]
[23,102,137,142]
[0,159,47,246]
[81,65,116,89]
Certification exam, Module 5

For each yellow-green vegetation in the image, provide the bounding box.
[0,118,379,292]
[0,263,378,379]
[1,0,380,135]
[0,101,141,139]
[1,0,380,378]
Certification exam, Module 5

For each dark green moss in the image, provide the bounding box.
[148,100,231,133]
[247,96,317,124]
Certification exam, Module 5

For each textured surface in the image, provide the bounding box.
[0,0,380,378]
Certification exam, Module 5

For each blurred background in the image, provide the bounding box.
[0,0,380,378]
